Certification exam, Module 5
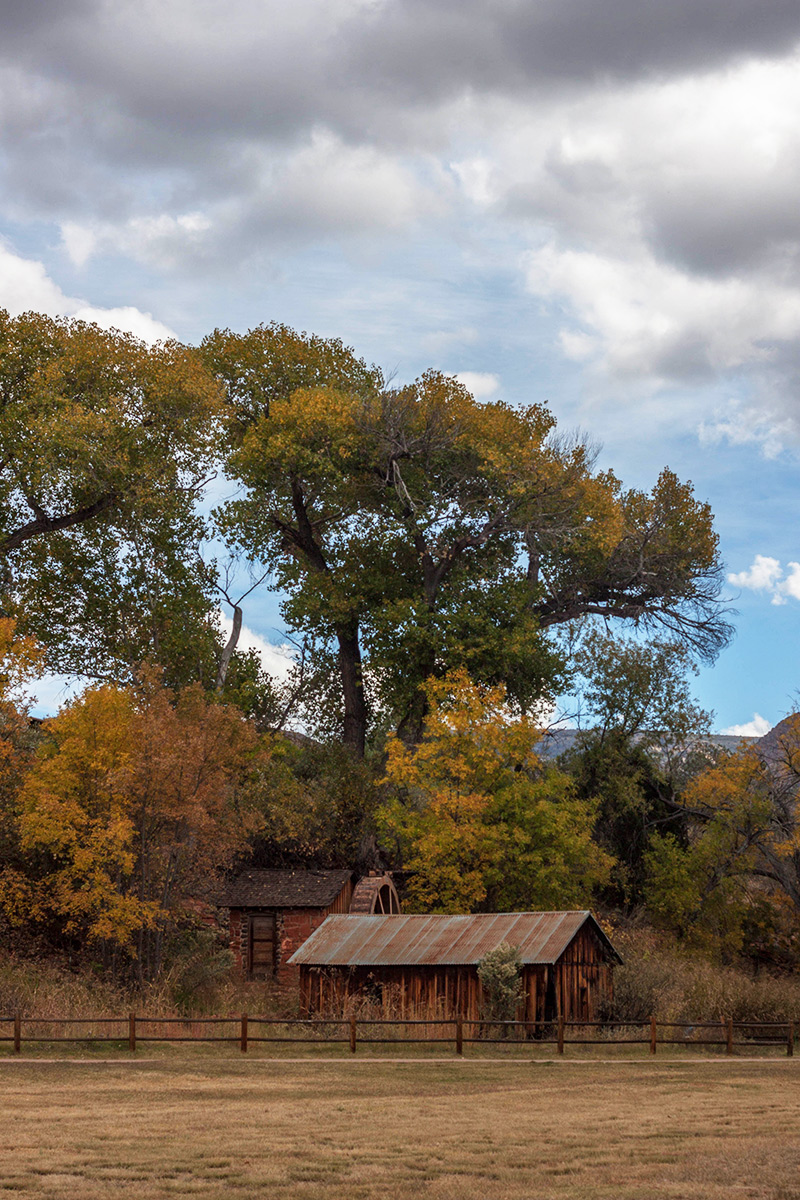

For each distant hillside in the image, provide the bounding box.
[537,728,758,761]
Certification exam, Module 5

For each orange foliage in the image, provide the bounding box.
[17,670,265,966]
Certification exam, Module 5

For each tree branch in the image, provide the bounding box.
[1,492,118,553]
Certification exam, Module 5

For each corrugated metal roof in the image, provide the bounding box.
[288,911,620,967]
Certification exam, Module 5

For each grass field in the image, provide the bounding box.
[2,1057,799,1199]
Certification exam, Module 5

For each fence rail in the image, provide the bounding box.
[0,1013,796,1057]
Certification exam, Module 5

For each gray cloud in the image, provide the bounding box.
[3,0,800,159]
[340,0,800,102]
[3,0,800,425]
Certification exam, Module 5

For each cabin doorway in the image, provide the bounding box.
[248,913,276,978]
[544,969,558,1023]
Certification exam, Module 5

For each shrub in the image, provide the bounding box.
[477,942,524,1022]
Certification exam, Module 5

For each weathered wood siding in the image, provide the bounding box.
[299,921,613,1021]
[553,921,614,1021]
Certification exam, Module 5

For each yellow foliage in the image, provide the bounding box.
[379,669,612,913]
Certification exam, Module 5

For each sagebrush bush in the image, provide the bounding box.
[477,942,524,1021]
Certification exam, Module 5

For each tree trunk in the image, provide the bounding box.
[396,686,429,748]
[336,618,367,758]
[216,604,242,691]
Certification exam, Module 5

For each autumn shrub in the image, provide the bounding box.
[610,928,800,1024]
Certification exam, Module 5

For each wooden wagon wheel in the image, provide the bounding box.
[349,874,401,914]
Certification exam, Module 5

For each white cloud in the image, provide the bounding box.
[61,212,212,270]
[0,241,174,342]
[252,131,437,238]
[728,555,783,593]
[728,555,800,606]
[453,370,500,398]
[29,673,84,719]
[524,241,800,383]
[779,562,800,602]
[217,610,295,681]
[721,713,772,738]
[698,404,798,460]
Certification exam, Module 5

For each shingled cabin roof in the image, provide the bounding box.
[288,911,621,967]
[224,868,353,909]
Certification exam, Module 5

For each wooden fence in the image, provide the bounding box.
[0,1014,795,1056]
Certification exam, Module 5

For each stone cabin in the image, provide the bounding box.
[225,868,400,983]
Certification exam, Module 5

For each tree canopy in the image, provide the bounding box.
[0,310,225,685]
[207,324,731,755]
[377,670,612,912]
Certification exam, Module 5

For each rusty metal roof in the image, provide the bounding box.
[288,911,620,967]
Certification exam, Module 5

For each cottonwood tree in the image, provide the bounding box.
[206,323,731,756]
[0,311,225,684]
[204,322,385,753]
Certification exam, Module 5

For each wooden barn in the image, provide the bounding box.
[225,869,400,982]
[289,911,620,1022]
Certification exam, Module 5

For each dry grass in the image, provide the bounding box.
[611,928,800,1025]
[0,955,294,1021]
[1,1058,800,1198]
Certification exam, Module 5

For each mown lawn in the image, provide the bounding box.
[1,1057,799,1198]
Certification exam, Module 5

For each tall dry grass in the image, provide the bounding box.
[0,954,297,1020]
[611,927,800,1023]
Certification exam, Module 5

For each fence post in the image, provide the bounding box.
[650,1016,657,1055]
[456,1018,463,1056]
[788,1021,794,1058]
[13,1012,20,1055]
[557,1016,564,1056]
[128,1012,136,1053]
[726,1018,734,1055]
[240,1013,248,1054]
[349,1016,357,1054]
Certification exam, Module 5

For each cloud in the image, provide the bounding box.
[721,713,772,738]
[728,555,783,593]
[728,555,800,605]
[29,673,84,719]
[3,0,800,447]
[217,610,295,681]
[454,370,500,398]
[698,404,798,460]
[0,241,174,341]
[61,212,212,270]
[525,242,800,383]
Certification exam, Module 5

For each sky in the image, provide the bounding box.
[4,0,800,734]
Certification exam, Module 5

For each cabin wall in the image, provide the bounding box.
[301,964,487,1020]
[301,964,552,1023]
[229,879,354,982]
